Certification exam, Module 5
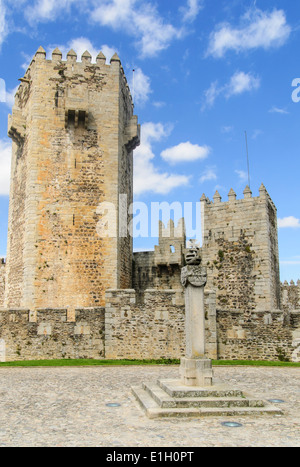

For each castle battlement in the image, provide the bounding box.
[200,183,281,312]
[12,47,137,141]
[281,280,300,311]
[155,219,186,266]
[282,280,300,286]
[18,47,133,108]
[2,43,299,364]
[201,183,276,211]
[200,184,279,254]
[0,307,105,361]
[5,47,140,311]
[133,220,186,295]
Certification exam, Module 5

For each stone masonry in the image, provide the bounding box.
[133,219,186,300]
[0,47,299,363]
[0,307,105,361]
[281,280,300,312]
[1,206,300,362]
[200,184,281,312]
[4,47,140,314]
[0,259,5,306]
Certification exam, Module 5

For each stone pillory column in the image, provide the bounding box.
[180,242,213,387]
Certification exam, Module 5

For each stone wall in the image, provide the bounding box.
[281,280,300,312]
[5,47,139,312]
[104,289,185,360]
[0,293,299,362]
[0,260,5,307]
[216,309,300,362]
[0,308,105,361]
[133,219,186,300]
[200,184,281,312]
[0,288,217,362]
[103,289,300,363]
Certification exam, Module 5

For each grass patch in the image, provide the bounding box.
[0,358,180,367]
[0,359,299,368]
[212,360,300,367]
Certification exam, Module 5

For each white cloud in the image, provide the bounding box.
[202,81,220,110]
[202,72,260,110]
[235,170,248,183]
[278,217,300,228]
[0,0,8,50]
[153,101,166,109]
[199,166,217,183]
[269,106,289,115]
[161,141,210,165]
[24,0,83,23]
[251,129,263,140]
[221,125,234,134]
[207,7,291,58]
[5,85,19,108]
[0,78,5,102]
[130,67,152,106]
[21,52,33,71]
[134,122,190,196]
[181,0,203,23]
[0,139,12,195]
[17,0,189,58]
[90,0,183,57]
[226,71,260,97]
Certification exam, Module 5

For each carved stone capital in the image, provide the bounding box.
[181,265,207,288]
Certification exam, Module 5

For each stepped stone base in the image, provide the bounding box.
[180,357,213,387]
[132,379,284,419]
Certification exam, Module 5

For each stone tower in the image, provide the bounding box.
[133,219,186,294]
[4,47,140,312]
[200,184,281,312]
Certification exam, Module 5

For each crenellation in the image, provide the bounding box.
[67,48,77,63]
[243,185,252,199]
[213,190,222,204]
[281,280,300,312]
[228,188,237,202]
[5,46,139,311]
[104,288,186,360]
[201,185,281,312]
[96,51,106,66]
[35,46,46,59]
[133,219,186,299]
[0,306,105,361]
[1,45,299,364]
[20,48,133,82]
[52,47,63,61]
[81,50,92,64]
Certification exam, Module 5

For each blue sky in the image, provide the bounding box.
[0,0,299,282]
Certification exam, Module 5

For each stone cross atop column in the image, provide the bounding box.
[180,241,213,387]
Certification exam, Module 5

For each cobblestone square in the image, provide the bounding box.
[0,365,299,447]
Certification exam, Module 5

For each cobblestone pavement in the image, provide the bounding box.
[0,365,299,447]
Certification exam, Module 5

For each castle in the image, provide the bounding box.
[0,47,299,363]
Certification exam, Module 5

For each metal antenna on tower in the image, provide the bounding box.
[245,131,251,188]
